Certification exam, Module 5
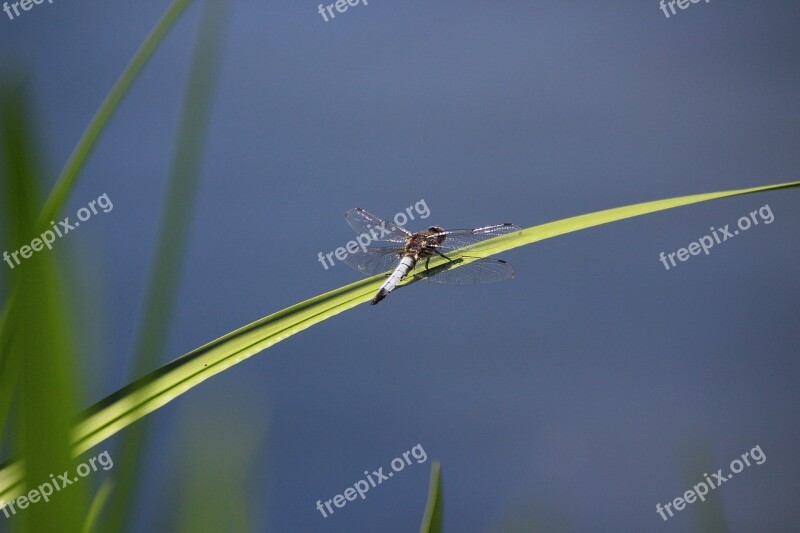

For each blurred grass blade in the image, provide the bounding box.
[0,180,798,500]
[0,290,19,440]
[419,461,443,533]
[680,438,728,532]
[0,0,196,433]
[36,0,195,231]
[174,389,267,533]
[82,479,115,533]
[1,80,87,533]
[105,0,230,530]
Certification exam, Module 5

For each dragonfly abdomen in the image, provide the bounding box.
[371,255,416,305]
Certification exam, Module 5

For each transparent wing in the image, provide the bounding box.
[344,208,411,244]
[342,246,404,276]
[432,223,521,252]
[414,257,516,285]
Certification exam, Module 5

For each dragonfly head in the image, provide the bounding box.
[424,226,446,247]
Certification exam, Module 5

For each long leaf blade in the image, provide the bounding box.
[0,0,197,442]
[0,80,87,533]
[0,180,797,499]
[36,0,195,231]
[419,461,443,533]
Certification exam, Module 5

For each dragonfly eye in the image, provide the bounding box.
[428,226,444,233]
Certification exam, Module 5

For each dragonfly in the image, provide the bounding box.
[343,208,521,305]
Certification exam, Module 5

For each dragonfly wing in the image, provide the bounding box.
[344,208,411,244]
[342,246,404,276]
[415,257,516,285]
[433,223,521,252]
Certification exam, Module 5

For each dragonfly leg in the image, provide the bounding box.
[433,249,457,264]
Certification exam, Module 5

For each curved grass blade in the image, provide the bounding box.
[478,181,800,260]
[419,461,443,533]
[0,0,196,430]
[81,479,115,533]
[36,0,195,232]
[0,180,797,500]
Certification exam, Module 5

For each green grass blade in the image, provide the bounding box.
[81,479,114,533]
[105,0,229,530]
[680,439,728,532]
[0,180,797,499]
[174,390,267,533]
[482,181,800,259]
[419,461,443,533]
[36,0,195,231]
[0,0,196,441]
[0,289,19,440]
[1,80,87,533]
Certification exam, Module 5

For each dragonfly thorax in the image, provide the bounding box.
[404,228,445,259]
